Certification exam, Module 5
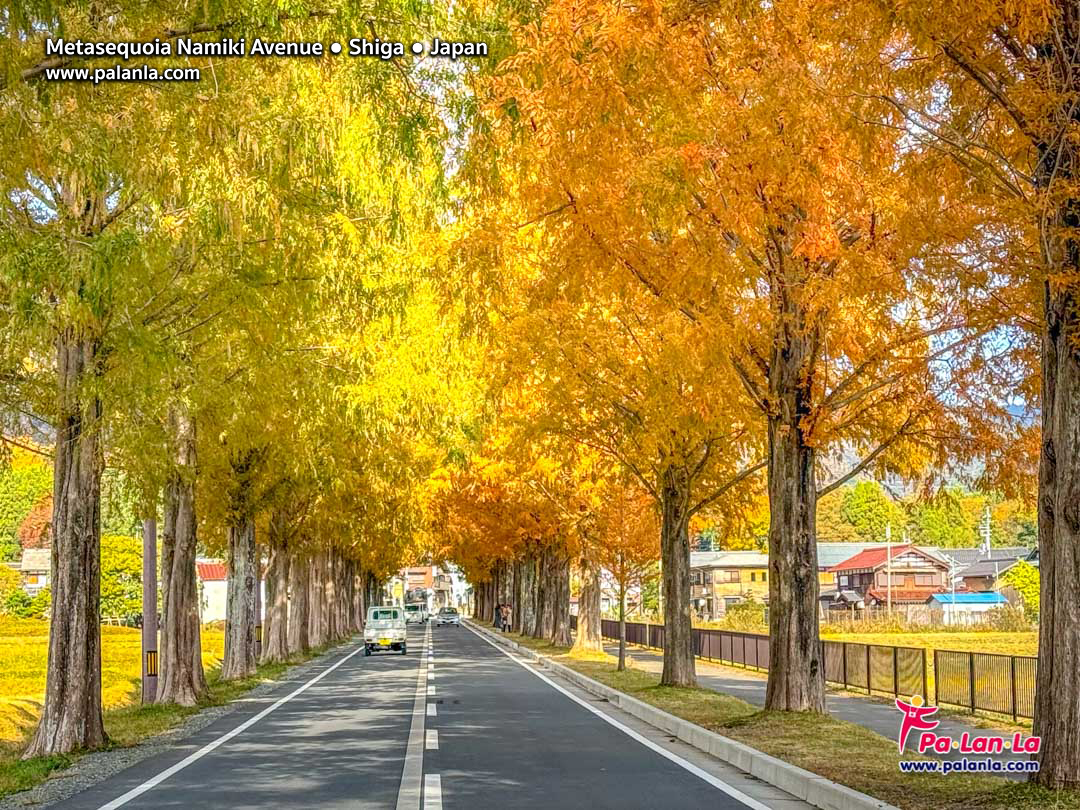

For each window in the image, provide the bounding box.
[762,571,767,582]
[915,574,937,586]
[750,572,756,582]
[839,575,849,587]
[714,570,739,583]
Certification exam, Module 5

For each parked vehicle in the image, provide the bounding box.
[405,603,428,624]
[365,606,407,655]
[435,607,461,626]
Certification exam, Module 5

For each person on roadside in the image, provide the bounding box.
[501,603,512,633]
[494,603,504,631]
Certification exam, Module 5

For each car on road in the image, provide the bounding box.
[434,607,461,626]
[404,603,427,624]
[364,606,407,655]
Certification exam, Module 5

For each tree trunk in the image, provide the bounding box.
[309,553,326,648]
[24,333,107,758]
[261,509,290,664]
[221,518,257,680]
[763,242,826,712]
[659,463,696,687]
[1033,33,1080,778]
[157,406,207,705]
[287,551,310,655]
[551,552,572,647]
[617,560,627,671]
[324,552,338,643]
[537,549,555,640]
[573,557,603,652]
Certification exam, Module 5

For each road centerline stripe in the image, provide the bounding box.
[426,729,439,750]
[423,774,442,810]
[396,624,432,810]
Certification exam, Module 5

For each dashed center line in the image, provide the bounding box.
[426,729,439,750]
[423,774,442,810]
[427,703,437,717]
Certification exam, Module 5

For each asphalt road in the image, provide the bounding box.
[45,623,811,810]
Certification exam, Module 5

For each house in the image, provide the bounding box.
[955,548,1032,592]
[196,559,228,622]
[931,592,1009,625]
[828,544,948,607]
[19,548,50,596]
[689,551,771,618]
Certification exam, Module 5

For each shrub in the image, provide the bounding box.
[974,604,1034,632]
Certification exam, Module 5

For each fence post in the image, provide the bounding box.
[893,647,899,697]
[968,653,976,714]
[1010,656,1018,724]
[921,648,927,702]
[865,644,872,695]
[842,642,848,690]
[933,649,939,707]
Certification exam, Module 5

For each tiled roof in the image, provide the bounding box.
[828,544,924,573]
[196,561,227,581]
[20,548,50,572]
[865,587,940,603]
[690,551,769,568]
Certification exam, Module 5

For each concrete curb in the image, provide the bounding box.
[467,620,898,810]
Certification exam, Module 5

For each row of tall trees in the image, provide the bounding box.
[442,0,1080,788]
[0,0,468,758]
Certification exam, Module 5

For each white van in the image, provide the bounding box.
[404,603,427,624]
[364,606,407,655]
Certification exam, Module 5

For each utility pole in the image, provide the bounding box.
[141,518,158,704]
[885,522,892,617]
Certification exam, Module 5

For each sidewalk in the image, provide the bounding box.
[601,641,1026,778]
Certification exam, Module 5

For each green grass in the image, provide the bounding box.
[0,616,341,799]
[501,630,1075,810]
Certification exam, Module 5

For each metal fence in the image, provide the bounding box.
[596,618,926,700]
[934,649,1037,721]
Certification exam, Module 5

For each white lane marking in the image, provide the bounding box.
[427,671,435,680]
[427,703,437,716]
[96,644,366,810]
[426,729,439,750]
[466,624,775,810]
[428,685,436,696]
[396,624,432,810]
[423,774,442,810]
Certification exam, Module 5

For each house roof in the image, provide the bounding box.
[959,558,1023,579]
[866,587,940,603]
[931,592,1008,605]
[690,551,769,569]
[196,561,227,581]
[20,548,49,572]
[828,544,941,573]
[815,543,891,569]
[934,546,1031,568]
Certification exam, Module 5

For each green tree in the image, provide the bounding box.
[1000,560,1040,623]
[100,535,142,623]
[839,482,904,542]
[0,452,52,561]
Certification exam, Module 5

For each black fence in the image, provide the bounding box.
[934,649,1037,721]
[596,618,927,700]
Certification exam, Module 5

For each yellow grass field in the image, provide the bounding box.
[0,616,225,744]
[820,631,1038,658]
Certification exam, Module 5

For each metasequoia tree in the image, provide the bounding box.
[857,0,1077,785]
[478,0,1010,703]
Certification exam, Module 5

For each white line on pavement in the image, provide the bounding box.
[427,703,437,717]
[96,644,367,810]
[428,685,436,696]
[426,729,439,750]
[396,624,433,810]
[423,774,442,810]
[466,624,774,810]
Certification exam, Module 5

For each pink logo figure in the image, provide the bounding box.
[895,694,939,753]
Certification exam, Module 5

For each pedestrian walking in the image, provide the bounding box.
[494,603,504,631]
[501,603,512,633]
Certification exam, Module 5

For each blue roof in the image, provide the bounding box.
[931,593,1008,605]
